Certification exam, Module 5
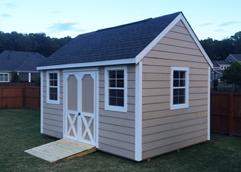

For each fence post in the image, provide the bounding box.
[228,93,234,135]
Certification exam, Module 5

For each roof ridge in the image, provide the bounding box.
[96,12,182,33]
[152,11,182,20]
[96,18,152,32]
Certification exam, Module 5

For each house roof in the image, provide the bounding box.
[212,60,230,67]
[38,12,213,70]
[40,12,181,67]
[0,50,45,72]
[229,54,241,61]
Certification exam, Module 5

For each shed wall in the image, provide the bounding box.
[42,65,136,160]
[141,21,209,159]
[42,71,63,138]
[98,65,136,160]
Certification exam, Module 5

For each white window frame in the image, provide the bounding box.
[0,73,10,82]
[170,67,189,110]
[104,66,128,112]
[46,71,60,104]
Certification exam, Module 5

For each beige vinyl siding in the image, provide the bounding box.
[42,71,63,138]
[98,65,136,160]
[41,66,136,160]
[142,21,209,159]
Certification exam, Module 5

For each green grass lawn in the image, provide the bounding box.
[0,109,241,172]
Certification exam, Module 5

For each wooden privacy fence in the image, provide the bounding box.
[211,92,241,136]
[0,84,40,109]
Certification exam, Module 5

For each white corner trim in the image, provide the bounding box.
[208,67,211,140]
[135,13,213,68]
[46,70,60,104]
[135,61,142,161]
[37,58,135,70]
[104,66,128,112]
[40,72,43,133]
[170,67,189,110]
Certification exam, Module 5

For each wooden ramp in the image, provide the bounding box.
[25,139,96,163]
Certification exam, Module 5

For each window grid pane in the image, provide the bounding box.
[48,73,58,101]
[108,69,125,107]
[173,70,186,105]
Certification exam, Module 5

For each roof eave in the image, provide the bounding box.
[37,58,136,71]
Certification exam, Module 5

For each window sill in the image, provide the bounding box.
[46,99,60,105]
[170,103,189,110]
[104,105,127,112]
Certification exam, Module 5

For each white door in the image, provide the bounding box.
[64,71,97,145]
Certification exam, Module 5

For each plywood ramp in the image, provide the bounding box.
[25,139,96,163]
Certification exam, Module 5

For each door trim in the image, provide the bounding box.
[63,70,99,147]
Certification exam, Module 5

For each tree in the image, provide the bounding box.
[200,31,241,60]
[0,31,72,56]
[222,62,241,91]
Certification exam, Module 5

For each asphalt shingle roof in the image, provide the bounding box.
[41,12,181,66]
[0,50,45,72]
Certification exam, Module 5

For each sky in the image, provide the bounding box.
[0,0,240,40]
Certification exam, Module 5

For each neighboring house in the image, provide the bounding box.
[0,50,45,83]
[211,60,231,81]
[37,12,213,161]
[225,54,241,63]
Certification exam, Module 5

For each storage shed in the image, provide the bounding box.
[37,12,213,161]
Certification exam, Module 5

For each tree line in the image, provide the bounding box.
[0,31,72,57]
[200,31,241,60]
[0,30,240,59]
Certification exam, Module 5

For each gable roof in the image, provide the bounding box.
[0,50,45,72]
[38,12,213,70]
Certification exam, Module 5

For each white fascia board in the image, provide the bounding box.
[37,58,135,70]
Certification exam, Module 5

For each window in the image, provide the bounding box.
[170,67,189,110]
[105,66,127,112]
[47,71,60,104]
[0,73,9,82]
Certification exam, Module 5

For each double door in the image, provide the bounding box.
[63,71,97,145]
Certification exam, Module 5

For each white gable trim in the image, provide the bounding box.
[135,13,213,68]
[37,58,135,70]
